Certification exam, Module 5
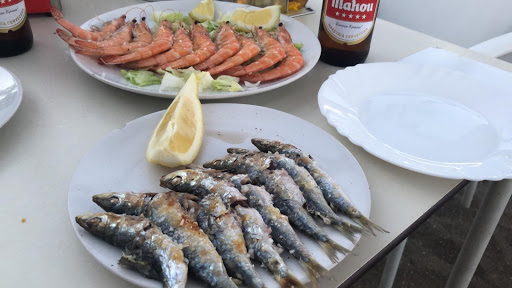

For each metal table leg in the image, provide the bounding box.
[379,239,408,288]
[445,179,512,288]
[461,181,478,208]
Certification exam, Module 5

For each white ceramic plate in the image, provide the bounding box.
[318,62,512,181]
[0,66,23,129]
[68,103,371,288]
[69,1,321,100]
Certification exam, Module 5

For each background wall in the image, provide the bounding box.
[377,0,512,48]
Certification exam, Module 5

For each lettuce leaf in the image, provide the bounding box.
[152,12,192,25]
[159,72,186,92]
[164,67,213,92]
[211,79,244,92]
[216,75,240,83]
[201,20,219,33]
[293,42,304,51]
[121,70,162,86]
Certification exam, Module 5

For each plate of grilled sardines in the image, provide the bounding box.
[69,103,386,288]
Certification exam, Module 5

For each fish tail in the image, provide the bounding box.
[276,272,306,288]
[354,215,389,234]
[332,224,360,244]
[317,240,340,263]
[329,239,351,256]
[298,259,325,288]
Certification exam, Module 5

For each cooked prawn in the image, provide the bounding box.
[56,28,81,47]
[221,65,245,76]
[73,20,135,49]
[194,22,240,71]
[74,19,153,57]
[207,36,260,75]
[51,6,126,41]
[230,27,286,77]
[242,24,304,83]
[159,24,216,70]
[123,25,193,69]
[102,21,174,65]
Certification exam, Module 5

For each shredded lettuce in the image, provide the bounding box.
[122,67,244,92]
[196,72,214,92]
[201,20,219,33]
[152,12,192,25]
[211,79,244,92]
[163,67,213,92]
[159,72,186,92]
[165,67,196,80]
[244,80,261,88]
[121,70,162,86]
[293,43,304,51]
[216,75,240,83]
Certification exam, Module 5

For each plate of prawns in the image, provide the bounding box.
[69,104,387,288]
[52,1,321,99]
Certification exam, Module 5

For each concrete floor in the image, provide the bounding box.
[352,182,512,288]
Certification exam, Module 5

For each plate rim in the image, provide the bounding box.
[67,103,372,287]
[318,62,512,181]
[0,66,23,129]
[69,1,321,100]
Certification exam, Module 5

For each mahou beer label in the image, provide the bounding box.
[322,0,379,45]
[0,0,27,33]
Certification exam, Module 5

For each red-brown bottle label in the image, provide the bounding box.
[0,0,27,33]
[322,0,379,45]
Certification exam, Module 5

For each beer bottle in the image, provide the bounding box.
[318,0,379,67]
[0,0,33,58]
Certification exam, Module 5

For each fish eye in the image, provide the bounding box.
[172,176,182,186]
[108,196,120,205]
[85,217,102,228]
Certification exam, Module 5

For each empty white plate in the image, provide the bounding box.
[318,62,512,181]
[0,66,22,129]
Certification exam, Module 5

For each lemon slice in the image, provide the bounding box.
[230,5,281,32]
[189,0,214,22]
[146,74,204,167]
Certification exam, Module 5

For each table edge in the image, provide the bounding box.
[339,179,469,287]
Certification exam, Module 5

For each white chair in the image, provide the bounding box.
[443,35,512,288]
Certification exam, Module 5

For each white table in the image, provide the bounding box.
[1,0,511,287]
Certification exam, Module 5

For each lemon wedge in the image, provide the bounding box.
[230,5,281,32]
[146,73,204,167]
[189,0,214,22]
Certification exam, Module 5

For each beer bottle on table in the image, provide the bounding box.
[318,0,380,67]
[0,0,33,57]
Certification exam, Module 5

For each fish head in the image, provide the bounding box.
[92,192,141,214]
[203,153,240,170]
[160,169,201,190]
[251,138,304,160]
[226,147,251,154]
[75,212,114,235]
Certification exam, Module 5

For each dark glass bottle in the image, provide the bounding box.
[0,0,34,57]
[318,0,380,67]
